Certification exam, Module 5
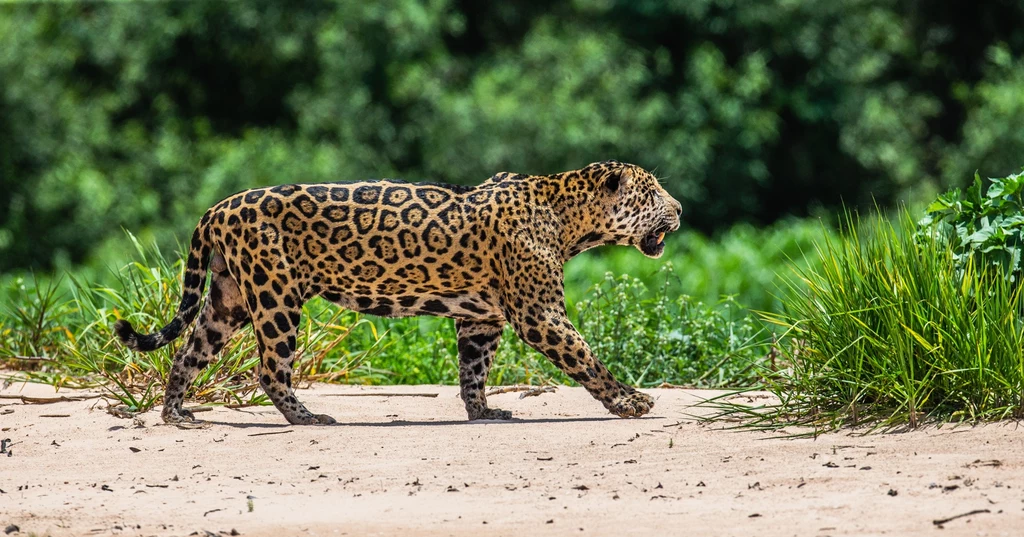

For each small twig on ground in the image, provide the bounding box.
[0,394,104,404]
[656,382,689,389]
[933,509,990,527]
[248,430,293,437]
[185,406,213,413]
[485,385,557,398]
[519,386,557,399]
[174,421,212,430]
[322,392,438,398]
[967,459,1002,468]
[107,406,137,419]
[38,414,70,418]
[487,385,536,396]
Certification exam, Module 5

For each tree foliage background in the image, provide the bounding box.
[1,0,1023,273]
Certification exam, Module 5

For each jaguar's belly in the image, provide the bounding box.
[318,287,504,322]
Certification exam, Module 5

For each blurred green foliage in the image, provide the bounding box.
[2,1,1024,272]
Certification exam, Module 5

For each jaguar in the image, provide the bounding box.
[114,160,682,425]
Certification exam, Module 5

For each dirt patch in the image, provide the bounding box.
[1,381,1020,536]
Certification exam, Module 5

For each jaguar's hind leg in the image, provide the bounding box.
[457,320,511,420]
[250,300,335,426]
[162,255,250,423]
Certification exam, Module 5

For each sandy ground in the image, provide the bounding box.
[1,381,1022,537]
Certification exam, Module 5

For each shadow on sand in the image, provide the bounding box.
[194,415,662,430]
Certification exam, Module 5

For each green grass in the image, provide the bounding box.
[716,209,1024,432]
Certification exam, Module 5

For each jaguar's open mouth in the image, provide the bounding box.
[639,224,673,257]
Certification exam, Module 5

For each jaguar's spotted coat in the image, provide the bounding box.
[114,161,682,425]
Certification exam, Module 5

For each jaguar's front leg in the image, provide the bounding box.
[456,319,511,420]
[509,311,654,418]
[502,248,654,418]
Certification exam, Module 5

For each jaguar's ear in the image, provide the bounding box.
[604,167,632,193]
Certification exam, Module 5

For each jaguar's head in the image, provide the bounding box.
[587,161,682,258]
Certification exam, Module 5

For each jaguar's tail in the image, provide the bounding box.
[114,213,213,352]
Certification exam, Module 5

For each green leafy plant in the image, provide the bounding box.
[919,170,1024,278]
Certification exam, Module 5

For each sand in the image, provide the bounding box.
[1,380,1021,537]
